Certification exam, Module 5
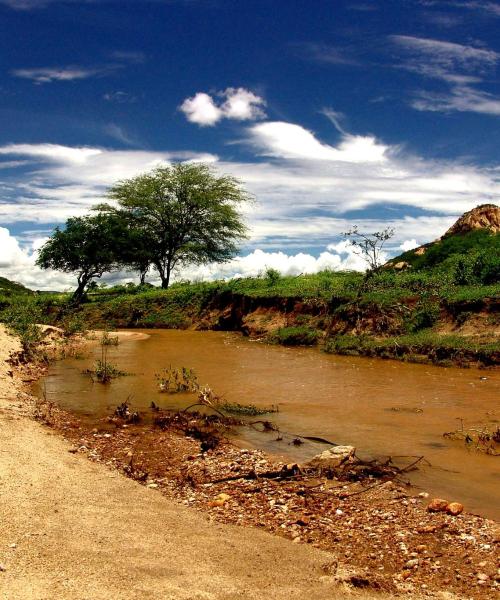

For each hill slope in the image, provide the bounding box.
[0,276,31,295]
[388,204,500,280]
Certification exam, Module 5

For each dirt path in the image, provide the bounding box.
[0,327,413,600]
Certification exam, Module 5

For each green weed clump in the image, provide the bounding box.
[215,400,278,416]
[87,359,125,383]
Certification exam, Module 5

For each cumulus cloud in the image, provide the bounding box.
[0,227,75,290]
[177,245,368,283]
[180,87,266,126]
[180,92,222,126]
[399,239,419,252]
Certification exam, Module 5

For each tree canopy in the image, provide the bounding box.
[36,213,127,302]
[103,162,249,288]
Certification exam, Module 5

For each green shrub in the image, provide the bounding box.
[2,297,43,357]
[264,267,281,286]
[408,302,440,332]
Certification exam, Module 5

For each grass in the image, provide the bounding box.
[324,331,499,367]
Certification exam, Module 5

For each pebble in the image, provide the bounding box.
[0,564,5,572]
[427,498,449,513]
[405,559,419,569]
[477,573,489,582]
[446,502,464,516]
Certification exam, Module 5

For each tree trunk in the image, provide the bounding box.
[161,268,171,289]
[72,277,88,304]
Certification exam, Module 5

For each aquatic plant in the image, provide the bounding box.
[214,400,278,416]
[155,365,199,393]
[83,329,124,383]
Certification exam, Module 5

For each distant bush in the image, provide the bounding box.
[264,267,281,286]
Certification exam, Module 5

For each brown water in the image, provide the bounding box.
[35,330,500,520]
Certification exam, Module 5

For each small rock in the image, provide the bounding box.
[405,559,419,569]
[307,446,355,470]
[209,492,231,507]
[9,543,16,549]
[427,498,449,513]
[446,502,464,516]
[477,573,489,582]
[0,564,5,572]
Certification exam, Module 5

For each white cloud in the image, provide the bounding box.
[391,34,500,116]
[180,92,222,126]
[399,239,419,252]
[103,124,137,146]
[179,246,367,282]
[0,227,75,290]
[11,66,107,84]
[455,1,500,17]
[249,122,388,163]
[412,85,500,115]
[221,88,266,121]
[0,143,102,164]
[391,35,499,73]
[180,87,266,126]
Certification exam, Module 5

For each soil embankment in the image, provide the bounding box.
[0,325,418,600]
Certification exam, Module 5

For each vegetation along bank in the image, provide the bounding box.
[1,204,499,368]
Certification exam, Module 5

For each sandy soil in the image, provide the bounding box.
[0,326,412,600]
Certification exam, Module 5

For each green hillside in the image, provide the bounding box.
[0,276,32,295]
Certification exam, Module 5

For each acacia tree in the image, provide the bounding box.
[36,214,126,303]
[111,213,154,284]
[103,163,249,288]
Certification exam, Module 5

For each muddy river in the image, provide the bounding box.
[34,330,500,520]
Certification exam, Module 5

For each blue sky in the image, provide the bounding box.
[1,0,500,288]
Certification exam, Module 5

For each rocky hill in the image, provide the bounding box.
[388,203,499,270]
[442,203,500,238]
